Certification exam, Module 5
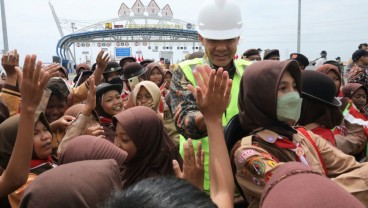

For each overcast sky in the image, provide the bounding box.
[1,0,367,66]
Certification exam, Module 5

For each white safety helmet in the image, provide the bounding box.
[196,0,243,40]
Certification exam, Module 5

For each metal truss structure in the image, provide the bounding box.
[52,0,200,61]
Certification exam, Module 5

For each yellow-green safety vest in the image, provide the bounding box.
[178,58,251,193]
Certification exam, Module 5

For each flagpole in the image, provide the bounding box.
[0,0,9,53]
[297,0,301,53]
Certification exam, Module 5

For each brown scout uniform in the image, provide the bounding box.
[233,129,368,208]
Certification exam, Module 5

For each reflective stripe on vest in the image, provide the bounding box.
[178,58,250,193]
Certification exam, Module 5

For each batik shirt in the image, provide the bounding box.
[348,64,368,87]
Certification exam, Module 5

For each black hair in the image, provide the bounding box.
[358,43,368,50]
[49,91,67,102]
[103,177,217,208]
[102,74,110,83]
[47,79,70,101]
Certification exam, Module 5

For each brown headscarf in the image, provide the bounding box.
[19,160,123,208]
[316,64,341,95]
[113,106,182,188]
[64,103,100,123]
[64,103,84,118]
[131,81,161,112]
[144,62,164,86]
[163,68,173,77]
[260,162,364,208]
[0,112,51,169]
[238,60,301,139]
[59,135,127,177]
[342,83,367,99]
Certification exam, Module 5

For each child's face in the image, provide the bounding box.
[351,88,367,110]
[45,95,67,123]
[114,123,136,162]
[164,73,172,88]
[277,70,298,99]
[33,121,52,160]
[101,90,123,116]
[149,68,163,86]
[136,86,154,109]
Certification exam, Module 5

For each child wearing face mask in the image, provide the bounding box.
[229,60,368,207]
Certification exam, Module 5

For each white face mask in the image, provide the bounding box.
[250,60,259,64]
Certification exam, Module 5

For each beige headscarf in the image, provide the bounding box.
[131,81,161,112]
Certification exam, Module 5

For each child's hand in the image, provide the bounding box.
[82,76,96,115]
[95,51,110,72]
[42,63,61,78]
[20,55,51,112]
[1,49,19,77]
[188,64,212,100]
[173,139,204,191]
[138,100,155,109]
[50,115,75,131]
[85,125,105,138]
[192,67,232,120]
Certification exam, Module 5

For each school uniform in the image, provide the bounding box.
[233,129,368,207]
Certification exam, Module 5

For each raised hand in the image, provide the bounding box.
[0,53,51,197]
[82,76,96,115]
[1,49,19,77]
[16,63,60,90]
[93,51,110,85]
[195,68,232,120]
[194,67,234,207]
[188,64,212,100]
[20,55,51,112]
[173,139,204,191]
[95,51,110,72]
[43,63,62,78]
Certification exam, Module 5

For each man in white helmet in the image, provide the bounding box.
[169,0,251,194]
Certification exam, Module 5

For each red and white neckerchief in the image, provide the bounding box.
[343,103,368,135]
[272,135,309,165]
